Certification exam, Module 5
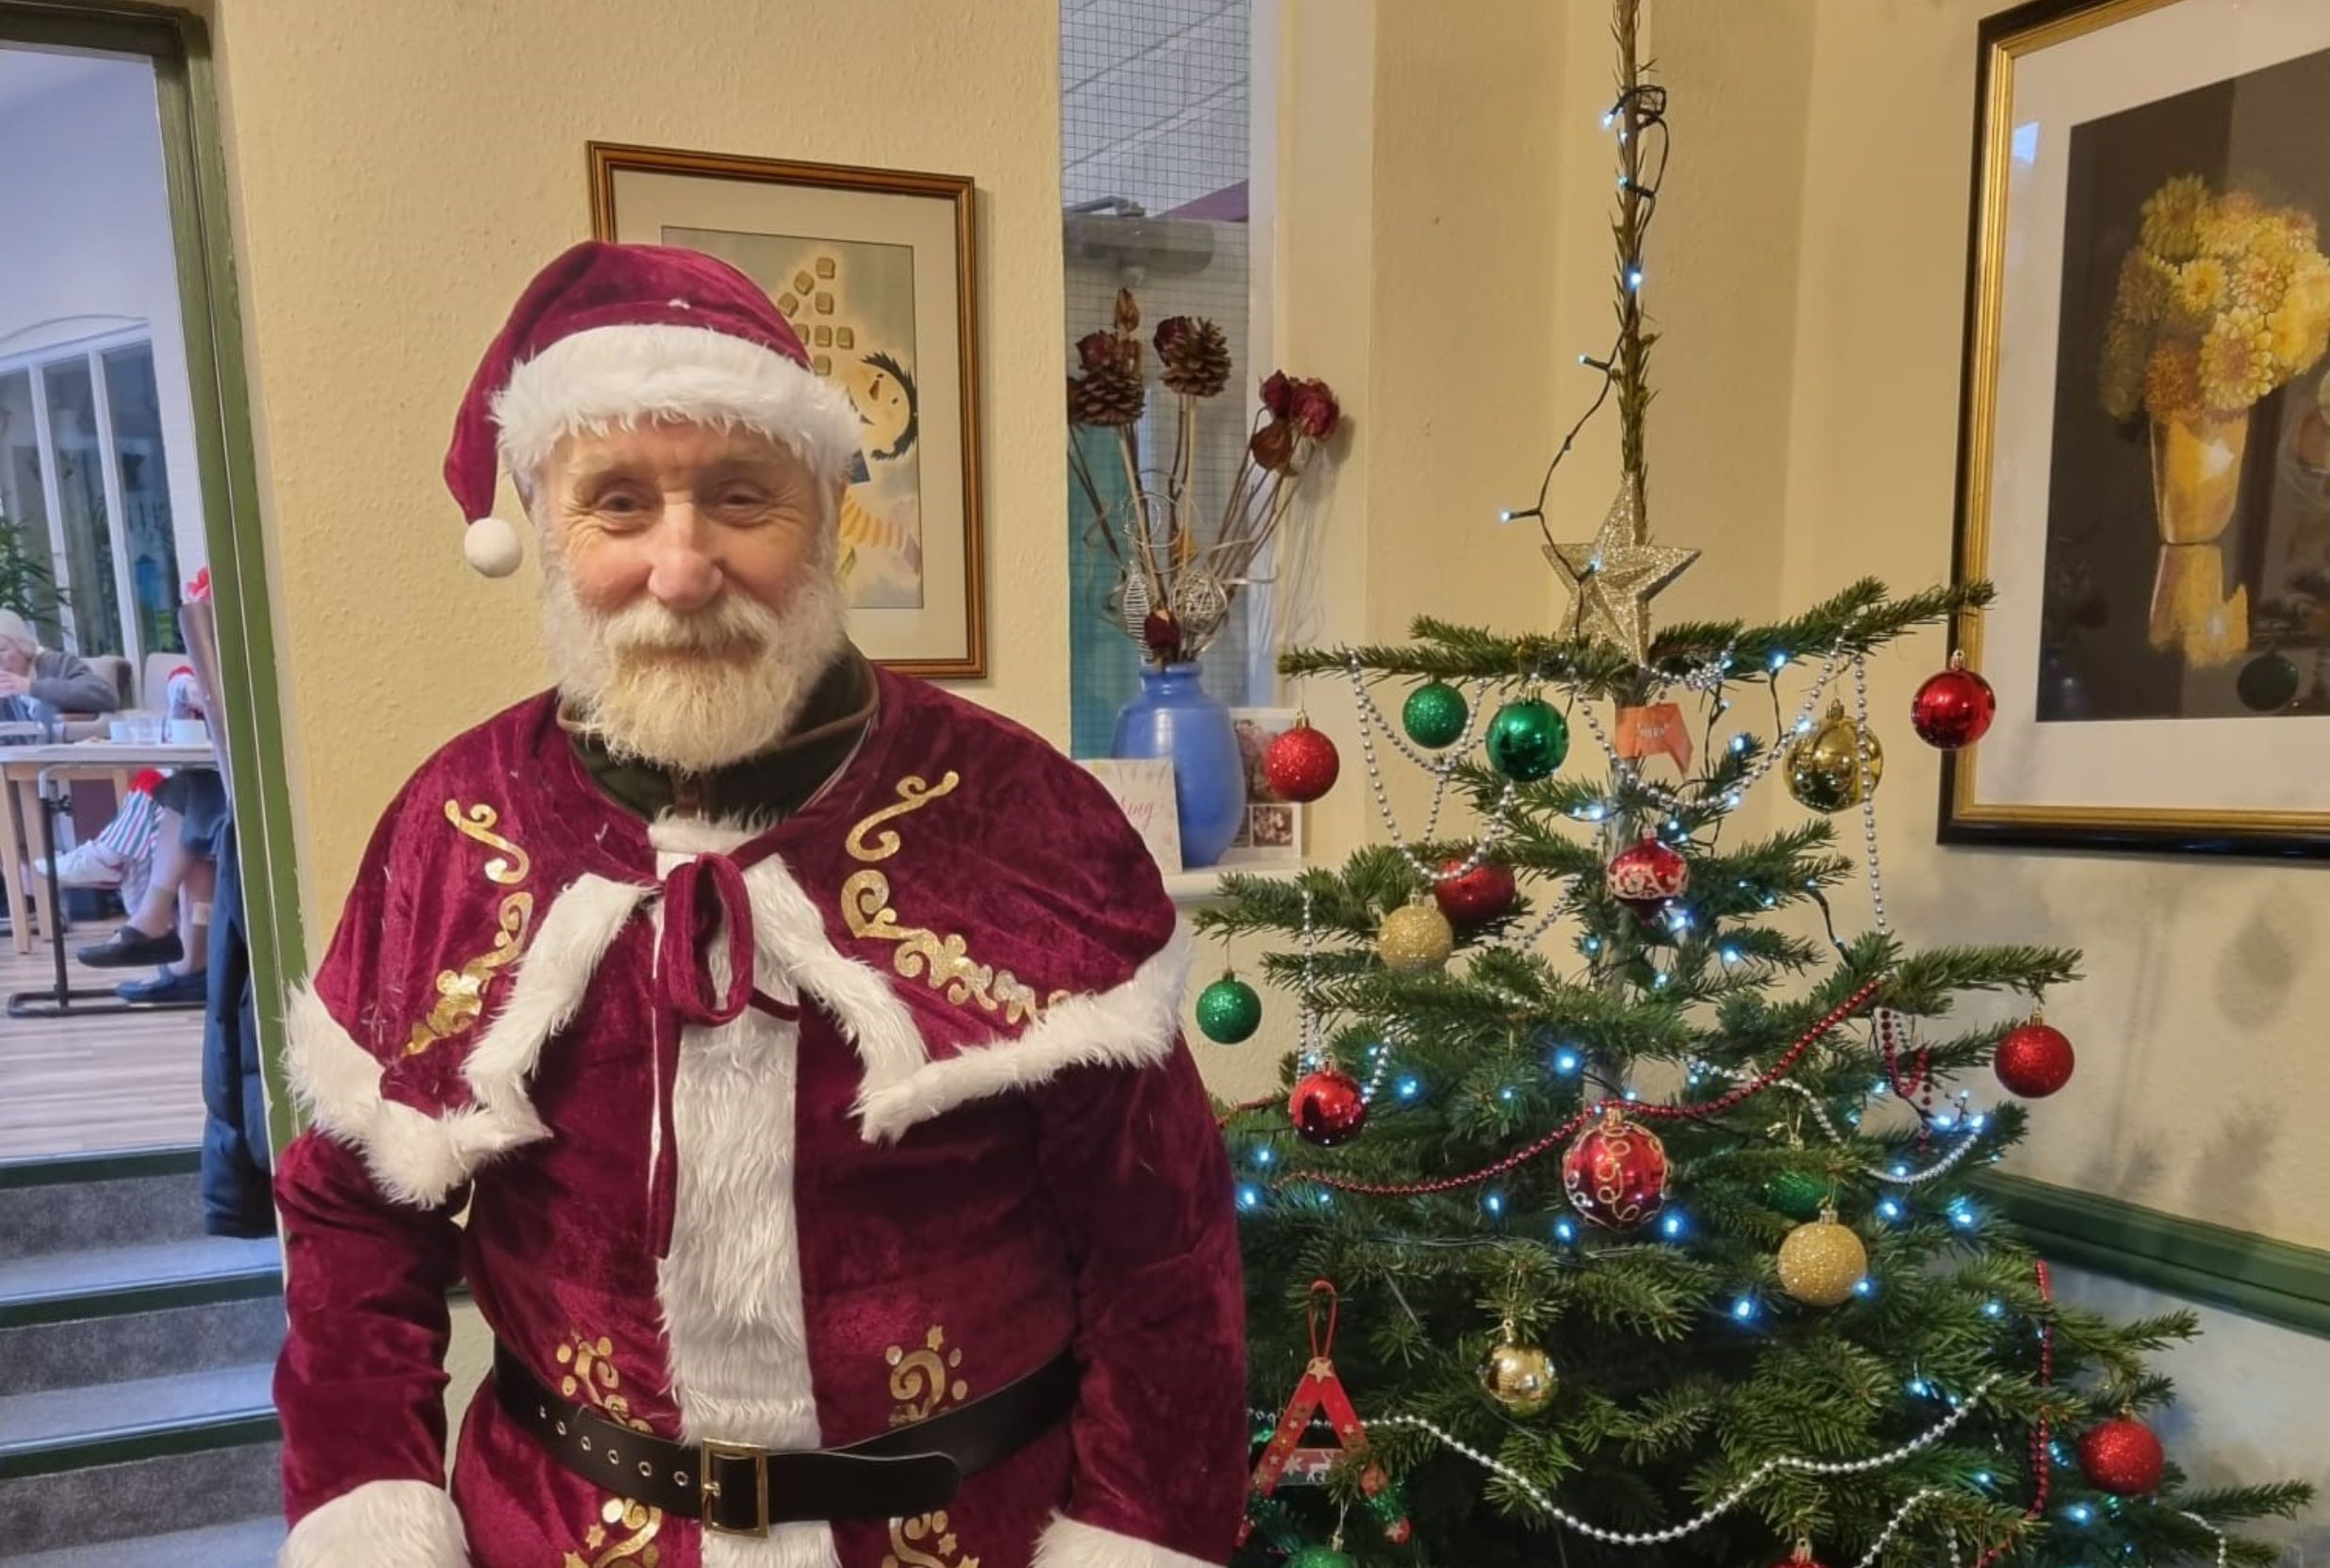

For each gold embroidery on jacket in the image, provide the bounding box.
[563,1496,663,1568]
[844,774,1066,1024]
[554,1331,663,1566]
[885,1328,979,1568]
[402,800,534,1057]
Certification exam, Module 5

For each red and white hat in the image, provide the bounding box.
[445,240,861,577]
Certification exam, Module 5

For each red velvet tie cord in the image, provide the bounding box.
[647,852,757,1259]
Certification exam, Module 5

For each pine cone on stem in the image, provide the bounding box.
[1157,317,1231,398]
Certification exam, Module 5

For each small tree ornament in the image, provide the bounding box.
[1264,715,1341,803]
[1606,835,1690,913]
[1911,649,1997,749]
[1376,901,1455,973]
[1401,680,1469,748]
[1777,1205,1869,1307]
[1485,695,1569,780]
[1433,857,1517,928]
[1240,1282,1409,1546]
[1561,1105,1671,1231]
[1288,1068,1368,1147]
[2077,1413,2168,1495]
[1784,700,1884,813]
[1194,971,1263,1045]
[1479,1320,1558,1415]
[1995,1013,2076,1099]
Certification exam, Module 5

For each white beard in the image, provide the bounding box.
[539,554,850,776]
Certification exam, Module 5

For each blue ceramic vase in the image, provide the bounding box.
[1111,662,1247,869]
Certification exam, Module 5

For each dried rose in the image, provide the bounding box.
[1077,331,1118,372]
[1113,287,1140,333]
[1291,378,1341,440]
[1154,316,1196,356]
[1259,369,1295,419]
[1250,418,1297,473]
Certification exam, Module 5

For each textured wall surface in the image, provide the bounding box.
[211,0,1062,916]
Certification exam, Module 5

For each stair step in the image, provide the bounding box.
[0,1362,275,1469]
[0,1292,284,1397]
[3,1512,285,1568]
[0,1235,280,1330]
[0,1148,207,1257]
[0,1441,281,1557]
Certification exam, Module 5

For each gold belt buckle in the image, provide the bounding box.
[699,1438,772,1537]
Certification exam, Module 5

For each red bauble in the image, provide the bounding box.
[1434,857,1518,927]
[1264,720,1340,804]
[2077,1416,2167,1496]
[1606,837,1689,913]
[1995,1018,2076,1099]
[1561,1107,1670,1231]
[1289,1068,1369,1147]
[1911,656,1997,749]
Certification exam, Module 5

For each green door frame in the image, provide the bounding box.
[2,1,307,1150]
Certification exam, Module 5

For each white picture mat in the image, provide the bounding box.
[1972,0,2330,816]
[605,165,972,666]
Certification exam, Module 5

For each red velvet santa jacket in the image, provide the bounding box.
[273,669,1245,1568]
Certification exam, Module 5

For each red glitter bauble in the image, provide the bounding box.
[1434,858,1518,927]
[1561,1108,1670,1231]
[1605,837,1690,913]
[2077,1416,2167,1496]
[1288,1068,1369,1147]
[1911,658,1997,749]
[1264,721,1341,804]
[1995,1019,2076,1099]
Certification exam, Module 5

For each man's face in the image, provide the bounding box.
[0,644,29,678]
[533,418,850,775]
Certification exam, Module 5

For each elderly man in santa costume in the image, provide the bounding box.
[274,241,1244,1568]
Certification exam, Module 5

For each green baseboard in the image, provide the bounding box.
[1980,1171,2330,1339]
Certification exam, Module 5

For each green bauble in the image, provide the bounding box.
[1193,974,1263,1044]
[1402,680,1469,748]
[2237,652,2301,712]
[1285,1549,1356,1568]
[1486,697,1569,781]
[1764,1168,1829,1221]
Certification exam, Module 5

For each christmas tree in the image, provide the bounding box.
[1202,8,2312,1566]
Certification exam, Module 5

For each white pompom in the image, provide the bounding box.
[464,515,524,578]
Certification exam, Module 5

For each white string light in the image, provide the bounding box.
[1569,655,1842,814]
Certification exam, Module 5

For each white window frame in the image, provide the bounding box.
[1,322,157,664]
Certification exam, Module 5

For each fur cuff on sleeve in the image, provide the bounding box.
[1031,1514,1221,1568]
[280,1478,470,1568]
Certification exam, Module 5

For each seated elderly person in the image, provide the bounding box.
[0,611,121,729]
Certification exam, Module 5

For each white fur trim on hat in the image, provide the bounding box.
[492,322,863,485]
[463,515,525,577]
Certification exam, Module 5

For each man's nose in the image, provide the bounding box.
[645,502,722,612]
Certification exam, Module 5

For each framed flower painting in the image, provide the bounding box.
[1945,0,2330,855]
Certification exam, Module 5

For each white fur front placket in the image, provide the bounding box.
[648,820,838,1568]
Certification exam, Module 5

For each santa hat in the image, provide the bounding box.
[445,240,862,577]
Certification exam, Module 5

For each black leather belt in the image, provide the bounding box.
[496,1341,1078,1537]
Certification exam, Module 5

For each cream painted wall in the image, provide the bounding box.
[1773,0,2330,1253]
[209,0,1062,920]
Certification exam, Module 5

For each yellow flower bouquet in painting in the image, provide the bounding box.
[2099,175,2330,662]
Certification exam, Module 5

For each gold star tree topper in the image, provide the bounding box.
[1544,478,1698,662]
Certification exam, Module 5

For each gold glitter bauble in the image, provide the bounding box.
[1777,1210,1869,1307]
[1480,1335,1557,1415]
[1376,901,1455,974]
[1784,701,1884,814]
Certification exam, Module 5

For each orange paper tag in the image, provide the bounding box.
[1615,702,1693,771]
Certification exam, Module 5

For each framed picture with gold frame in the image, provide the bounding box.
[1944,0,2330,856]
[589,141,986,678]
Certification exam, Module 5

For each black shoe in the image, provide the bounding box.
[117,967,207,1005]
[77,925,184,970]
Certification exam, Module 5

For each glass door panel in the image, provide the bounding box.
[103,343,184,655]
[40,357,124,658]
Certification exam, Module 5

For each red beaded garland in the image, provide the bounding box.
[1288,1068,1369,1147]
[1994,1019,2076,1099]
[1911,654,1997,749]
[1561,1107,1670,1231]
[2077,1415,2167,1496]
[1263,720,1341,804]
[1434,857,1518,927]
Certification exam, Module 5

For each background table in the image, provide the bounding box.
[1,742,217,955]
